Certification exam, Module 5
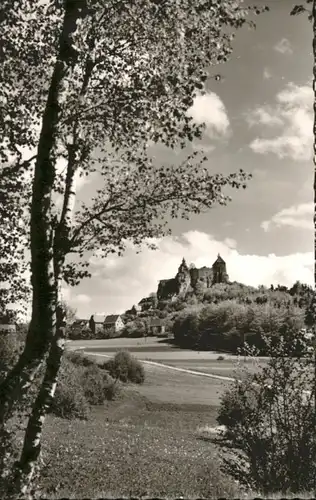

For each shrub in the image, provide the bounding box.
[51,351,120,419]
[65,350,95,367]
[51,358,90,420]
[104,350,145,384]
[215,334,316,495]
[81,363,118,404]
[121,319,147,338]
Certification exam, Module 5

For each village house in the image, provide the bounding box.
[104,314,124,332]
[90,314,124,336]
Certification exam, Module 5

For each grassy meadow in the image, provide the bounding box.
[37,340,304,498]
[37,358,242,498]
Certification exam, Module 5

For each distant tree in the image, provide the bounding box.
[173,311,200,348]
[121,319,146,338]
[61,301,77,325]
[194,280,206,300]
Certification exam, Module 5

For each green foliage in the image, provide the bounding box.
[51,354,118,420]
[64,350,95,367]
[0,0,265,289]
[216,334,316,495]
[81,364,117,404]
[121,319,147,338]
[68,322,92,340]
[104,351,145,384]
[172,299,305,353]
[173,311,201,348]
[51,359,90,420]
[290,0,313,21]
[0,333,22,382]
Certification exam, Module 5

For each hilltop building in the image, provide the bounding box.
[157,254,229,301]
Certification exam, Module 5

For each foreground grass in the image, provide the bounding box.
[39,385,241,499]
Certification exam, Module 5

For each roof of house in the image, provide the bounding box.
[93,314,106,324]
[104,314,121,325]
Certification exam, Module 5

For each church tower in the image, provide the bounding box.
[212,254,229,284]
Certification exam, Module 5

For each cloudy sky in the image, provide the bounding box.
[65,0,314,318]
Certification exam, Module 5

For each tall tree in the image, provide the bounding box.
[0,0,268,496]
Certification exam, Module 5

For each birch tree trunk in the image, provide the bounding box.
[8,168,79,497]
[8,307,67,499]
[0,0,87,492]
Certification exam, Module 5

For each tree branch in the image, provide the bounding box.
[0,155,37,183]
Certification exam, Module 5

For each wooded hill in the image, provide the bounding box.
[121,280,313,354]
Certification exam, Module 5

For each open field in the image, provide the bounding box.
[67,336,266,380]
[90,355,234,405]
[36,341,242,497]
[39,387,241,499]
[67,336,267,361]
[36,339,311,498]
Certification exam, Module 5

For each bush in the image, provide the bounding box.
[51,358,90,420]
[51,354,119,420]
[81,363,118,404]
[215,334,316,495]
[121,320,147,338]
[104,350,145,384]
[64,350,95,367]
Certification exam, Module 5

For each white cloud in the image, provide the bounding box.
[274,38,293,55]
[223,237,237,248]
[263,67,272,80]
[261,202,313,232]
[188,92,230,138]
[74,294,92,304]
[247,108,283,127]
[68,231,313,317]
[248,83,313,160]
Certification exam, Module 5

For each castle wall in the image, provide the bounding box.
[157,257,228,300]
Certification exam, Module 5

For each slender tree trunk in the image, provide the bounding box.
[0,0,88,491]
[8,307,67,499]
[10,143,83,498]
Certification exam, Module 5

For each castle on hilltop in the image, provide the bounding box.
[157,254,229,301]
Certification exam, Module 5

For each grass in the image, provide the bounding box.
[39,386,241,499]
[29,348,313,499]
[35,357,239,498]
[90,355,233,406]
